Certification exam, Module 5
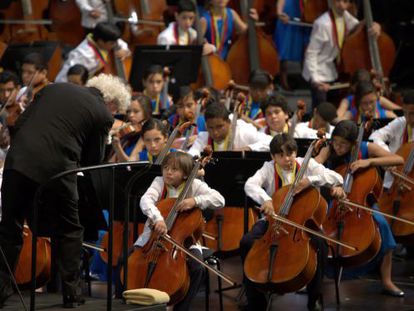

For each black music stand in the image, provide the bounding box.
[129,45,202,101]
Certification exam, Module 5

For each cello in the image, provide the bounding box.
[379,142,414,242]
[323,122,382,267]
[341,0,395,94]
[123,153,208,304]
[226,0,279,85]
[244,139,329,293]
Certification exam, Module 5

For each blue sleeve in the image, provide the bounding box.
[197,115,206,132]
[360,141,369,159]
[139,151,148,161]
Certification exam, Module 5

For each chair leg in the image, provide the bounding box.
[205,268,210,311]
[215,258,223,311]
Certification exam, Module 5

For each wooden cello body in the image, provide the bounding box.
[227,0,279,85]
[323,165,382,266]
[379,142,414,242]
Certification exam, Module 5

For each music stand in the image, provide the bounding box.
[295,138,315,157]
[129,45,202,100]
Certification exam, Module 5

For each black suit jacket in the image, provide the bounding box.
[5,83,114,184]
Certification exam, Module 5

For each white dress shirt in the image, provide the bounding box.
[293,122,334,139]
[55,37,129,82]
[157,22,197,46]
[369,116,412,188]
[244,159,343,205]
[188,119,272,156]
[76,0,108,29]
[135,176,225,247]
[302,11,359,83]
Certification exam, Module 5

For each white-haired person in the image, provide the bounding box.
[0,74,130,308]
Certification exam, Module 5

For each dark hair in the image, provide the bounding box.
[162,151,194,179]
[143,65,163,81]
[0,70,19,86]
[351,69,371,86]
[174,85,193,105]
[248,69,273,89]
[354,80,376,106]
[131,94,152,120]
[315,102,337,123]
[92,22,121,42]
[141,118,168,137]
[261,92,289,114]
[194,87,220,110]
[204,102,230,121]
[332,120,358,143]
[67,64,89,85]
[23,52,47,71]
[403,90,414,106]
[177,0,196,13]
[269,133,298,155]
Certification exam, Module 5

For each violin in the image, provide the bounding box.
[323,122,381,267]
[111,121,143,139]
[122,152,211,304]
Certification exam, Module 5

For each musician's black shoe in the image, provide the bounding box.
[63,295,85,308]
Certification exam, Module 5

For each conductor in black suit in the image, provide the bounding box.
[0,74,131,308]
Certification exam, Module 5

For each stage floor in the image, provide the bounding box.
[3,253,414,310]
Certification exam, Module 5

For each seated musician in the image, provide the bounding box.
[241,69,274,124]
[200,0,258,60]
[67,64,90,86]
[137,118,174,163]
[336,69,402,122]
[168,86,206,134]
[370,90,414,189]
[336,80,397,123]
[294,102,337,139]
[188,102,272,156]
[142,65,173,117]
[17,53,50,106]
[241,134,345,311]
[0,71,20,124]
[55,22,130,83]
[75,0,108,34]
[258,93,290,137]
[111,95,152,162]
[302,0,381,108]
[134,151,225,311]
[157,0,216,55]
[316,120,405,297]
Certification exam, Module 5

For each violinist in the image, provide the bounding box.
[142,65,173,117]
[75,0,108,34]
[168,86,206,132]
[0,74,131,308]
[242,69,273,123]
[55,22,131,83]
[0,71,20,125]
[302,0,381,108]
[369,90,414,189]
[137,118,173,163]
[134,151,225,310]
[200,0,259,60]
[18,53,50,106]
[158,0,216,55]
[337,69,402,122]
[258,93,290,137]
[315,120,405,297]
[67,64,90,86]
[111,95,152,162]
[294,102,337,139]
[241,134,345,311]
[188,102,272,156]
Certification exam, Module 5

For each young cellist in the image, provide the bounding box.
[241,134,345,311]
[316,120,405,296]
[134,151,225,310]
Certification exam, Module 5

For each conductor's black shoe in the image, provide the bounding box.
[63,295,85,308]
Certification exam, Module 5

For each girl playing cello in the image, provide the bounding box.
[316,120,405,296]
[132,151,225,310]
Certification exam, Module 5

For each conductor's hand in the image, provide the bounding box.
[176,198,197,212]
[260,200,274,217]
[293,178,311,195]
[154,220,168,236]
